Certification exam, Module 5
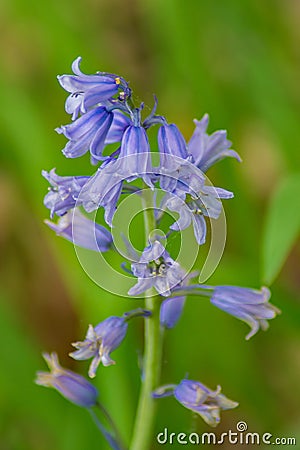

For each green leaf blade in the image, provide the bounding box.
[262,174,300,285]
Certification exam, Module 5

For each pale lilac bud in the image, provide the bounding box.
[35,353,98,408]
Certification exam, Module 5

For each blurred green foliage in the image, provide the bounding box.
[262,174,300,284]
[0,0,300,449]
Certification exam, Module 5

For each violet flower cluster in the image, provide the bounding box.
[36,58,280,446]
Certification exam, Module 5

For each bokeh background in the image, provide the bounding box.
[1,0,300,449]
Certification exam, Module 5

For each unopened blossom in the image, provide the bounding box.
[210,285,280,340]
[188,114,241,172]
[70,317,128,378]
[128,240,186,297]
[153,379,238,427]
[160,296,186,329]
[110,117,154,188]
[45,208,112,252]
[42,169,89,218]
[57,57,131,119]
[35,352,98,408]
[158,123,189,171]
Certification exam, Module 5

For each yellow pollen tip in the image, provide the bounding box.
[115,77,121,85]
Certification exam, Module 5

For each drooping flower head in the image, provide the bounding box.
[56,106,114,164]
[45,208,112,252]
[35,352,98,408]
[158,123,190,171]
[55,57,133,165]
[163,282,279,338]
[70,309,150,378]
[153,379,238,427]
[188,114,241,172]
[210,285,280,340]
[57,56,131,119]
[70,317,128,378]
[112,115,154,187]
[105,110,131,144]
[42,169,89,218]
[164,184,233,245]
[158,158,233,245]
[79,159,124,226]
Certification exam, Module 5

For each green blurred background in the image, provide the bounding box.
[1,0,300,449]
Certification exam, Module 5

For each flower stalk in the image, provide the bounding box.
[130,188,164,450]
[89,406,126,450]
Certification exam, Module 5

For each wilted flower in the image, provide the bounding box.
[153,379,238,427]
[42,169,89,218]
[45,208,112,252]
[128,240,186,297]
[35,352,98,408]
[188,114,241,172]
[210,285,280,340]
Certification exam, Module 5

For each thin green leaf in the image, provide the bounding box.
[262,174,300,284]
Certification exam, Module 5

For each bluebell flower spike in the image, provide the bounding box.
[39,58,281,440]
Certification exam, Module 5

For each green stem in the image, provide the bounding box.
[95,401,125,449]
[89,408,125,450]
[130,188,163,450]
